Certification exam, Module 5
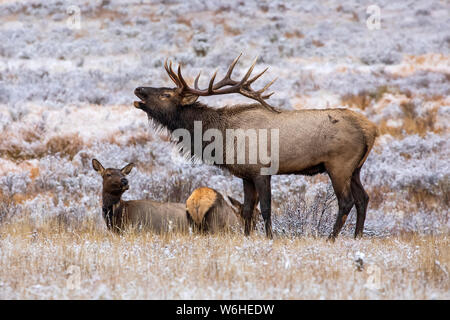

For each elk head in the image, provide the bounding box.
[134,53,280,118]
[228,195,260,230]
[92,159,135,197]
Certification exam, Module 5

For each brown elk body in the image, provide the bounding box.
[186,187,260,233]
[92,159,188,233]
[133,55,378,240]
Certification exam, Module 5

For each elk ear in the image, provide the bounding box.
[92,159,105,174]
[180,93,198,106]
[120,163,134,175]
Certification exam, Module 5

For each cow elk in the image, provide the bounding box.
[186,187,260,233]
[92,159,188,233]
[133,54,378,240]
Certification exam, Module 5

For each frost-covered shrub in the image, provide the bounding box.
[273,182,337,237]
[364,133,449,193]
[0,172,31,196]
[192,33,211,57]
[1,0,448,107]
[0,0,448,237]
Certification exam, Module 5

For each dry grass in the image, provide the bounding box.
[125,132,154,146]
[0,217,448,299]
[367,183,448,212]
[0,131,83,161]
[378,103,442,137]
[284,30,304,39]
[45,134,84,160]
[341,86,390,110]
[341,89,444,138]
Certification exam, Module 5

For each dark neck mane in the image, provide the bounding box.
[145,102,263,166]
[148,102,263,133]
[154,102,222,133]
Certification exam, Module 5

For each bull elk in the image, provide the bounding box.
[92,159,188,233]
[186,187,260,233]
[133,54,378,240]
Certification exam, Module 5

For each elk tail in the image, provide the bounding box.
[356,117,379,169]
[186,187,218,225]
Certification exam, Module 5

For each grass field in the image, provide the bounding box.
[0,0,448,299]
[0,217,448,299]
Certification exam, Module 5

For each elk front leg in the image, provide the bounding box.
[254,175,273,239]
[243,178,257,236]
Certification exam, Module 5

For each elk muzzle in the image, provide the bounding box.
[120,177,129,191]
[134,87,147,109]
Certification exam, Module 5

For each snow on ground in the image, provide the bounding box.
[0,0,448,299]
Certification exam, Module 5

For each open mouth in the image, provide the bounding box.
[134,88,147,109]
[133,100,145,109]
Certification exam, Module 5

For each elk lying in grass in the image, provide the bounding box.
[133,54,378,240]
[186,187,260,233]
[92,159,188,233]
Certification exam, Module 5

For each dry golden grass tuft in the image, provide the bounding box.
[284,30,305,39]
[312,40,325,47]
[367,182,448,213]
[341,86,390,110]
[45,134,84,160]
[378,103,442,137]
[176,16,192,27]
[0,127,44,161]
[341,88,445,138]
[0,216,448,299]
[0,130,84,161]
[342,92,373,110]
[125,132,154,146]
[223,22,241,36]
[365,186,390,210]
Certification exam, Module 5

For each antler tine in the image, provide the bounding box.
[164,58,169,72]
[164,59,180,87]
[225,53,242,78]
[211,55,279,112]
[251,77,279,112]
[211,55,257,93]
[212,53,242,89]
[208,69,218,93]
[239,56,258,85]
[262,92,275,99]
[257,77,277,94]
[246,67,268,87]
[194,71,201,89]
[240,90,281,113]
[260,99,280,113]
[170,61,182,88]
[163,55,280,112]
[167,59,183,88]
[177,64,189,89]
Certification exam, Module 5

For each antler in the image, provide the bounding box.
[164,54,279,113]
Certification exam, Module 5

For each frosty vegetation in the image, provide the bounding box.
[0,0,448,299]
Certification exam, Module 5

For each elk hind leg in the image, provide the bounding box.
[351,167,369,238]
[327,167,355,241]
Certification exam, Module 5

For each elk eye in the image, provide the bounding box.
[160,93,171,99]
[106,173,112,177]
